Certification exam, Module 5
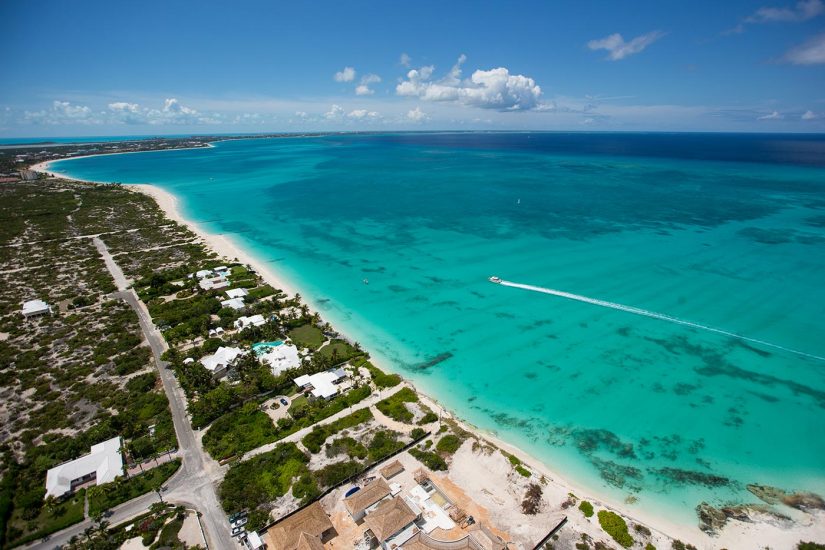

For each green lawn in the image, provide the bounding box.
[317,340,358,363]
[202,403,278,460]
[87,459,181,516]
[5,489,86,547]
[287,324,325,349]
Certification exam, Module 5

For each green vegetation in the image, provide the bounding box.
[409,447,448,471]
[410,428,427,440]
[353,358,401,388]
[302,408,373,453]
[202,403,279,460]
[671,541,698,550]
[317,340,358,363]
[220,443,310,514]
[154,515,186,548]
[88,459,181,516]
[645,544,657,550]
[798,543,825,550]
[287,324,325,349]
[597,510,634,548]
[367,430,405,462]
[579,500,594,517]
[315,460,361,486]
[436,434,462,454]
[515,464,531,477]
[4,489,86,547]
[326,437,368,460]
[522,483,543,515]
[376,387,418,423]
[274,385,371,439]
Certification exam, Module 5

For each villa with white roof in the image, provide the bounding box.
[260,344,301,375]
[45,436,123,499]
[294,367,349,400]
[225,288,249,299]
[234,314,266,330]
[221,297,245,310]
[21,299,52,318]
[200,346,244,378]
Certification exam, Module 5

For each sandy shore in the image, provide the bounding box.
[32,163,825,549]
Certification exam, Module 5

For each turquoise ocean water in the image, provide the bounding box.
[49,133,825,528]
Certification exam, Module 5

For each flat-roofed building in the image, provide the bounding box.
[45,436,123,498]
[21,299,52,318]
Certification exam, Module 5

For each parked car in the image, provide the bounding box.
[280,398,288,406]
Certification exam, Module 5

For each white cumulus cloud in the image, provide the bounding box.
[347,109,380,120]
[587,31,665,61]
[802,110,819,119]
[406,106,428,122]
[784,32,825,64]
[355,73,382,95]
[747,0,823,22]
[400,53,411,67]
[108,102,140,113]
[324,104,345,119]
[396,55,543,111]
[757,110,783,120]
[334,66,356,82]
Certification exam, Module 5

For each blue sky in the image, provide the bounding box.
[1,0,824,136]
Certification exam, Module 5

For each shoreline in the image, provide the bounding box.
[32,160,825,549]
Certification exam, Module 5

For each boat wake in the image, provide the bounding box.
[493,278,825,363]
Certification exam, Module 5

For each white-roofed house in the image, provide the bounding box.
[220,297,245,310]
[260,344,301,375]
[200,346,244,378]
[200,277,230,291]
[225,288,249,299]
[234,314,266,330]
[294,367,349,400]
[194,269,213,279]
[21,299,52,318]
[45,436,124,499]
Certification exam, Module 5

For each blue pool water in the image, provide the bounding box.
[48,132,825,531]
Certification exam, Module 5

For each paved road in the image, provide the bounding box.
[25,242,237,549]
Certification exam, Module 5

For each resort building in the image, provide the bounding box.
[200,346,244,377]
[365,495,421,549]
[344,477,392,522]
[194,269,213,279]
[294,367,349,400]
[260,344,301,375]
[45,436,123,498]
[213,265,230,276]
[220,297,246,310]
[21,299,52,318]
[225,287,249,299]
[234,314,266,330]
[264,501,335,550]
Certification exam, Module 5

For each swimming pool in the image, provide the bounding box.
[252,341,284,355]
